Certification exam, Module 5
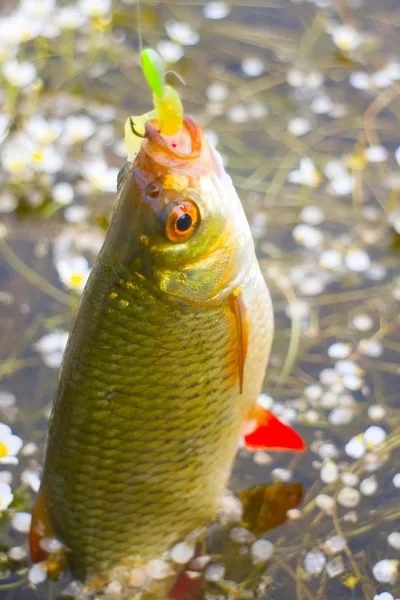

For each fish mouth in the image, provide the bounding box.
[137,117,211,176]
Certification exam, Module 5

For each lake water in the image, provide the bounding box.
[0,0,399,598]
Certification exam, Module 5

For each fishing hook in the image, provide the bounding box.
[129,117,146,139]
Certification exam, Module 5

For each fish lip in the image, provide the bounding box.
[143,117,203,164]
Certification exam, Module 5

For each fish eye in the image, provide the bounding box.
[165,201,199,243]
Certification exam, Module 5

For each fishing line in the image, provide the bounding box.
[137,0,143,53]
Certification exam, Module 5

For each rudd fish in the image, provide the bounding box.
[30,49,305,584]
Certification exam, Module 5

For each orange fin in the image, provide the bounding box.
[30,487,53,563]
[229,290,248,394]
[242,406,306,452]
[30,487,66,579]
[238,481,303,534]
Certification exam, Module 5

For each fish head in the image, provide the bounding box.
[124,116,254,305]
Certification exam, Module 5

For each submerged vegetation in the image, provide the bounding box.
[0,0,399,598]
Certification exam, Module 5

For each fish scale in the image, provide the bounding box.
[40,253,271,580]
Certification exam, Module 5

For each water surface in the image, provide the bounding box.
[0,0,400,598]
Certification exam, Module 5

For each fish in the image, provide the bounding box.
[30,114,305,584]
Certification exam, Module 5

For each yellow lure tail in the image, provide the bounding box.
[125,48,184,161]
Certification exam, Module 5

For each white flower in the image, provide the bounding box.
[300,205,324,224]
[55,6,87,29]
[170,542,195,564]
[315,494,335,513]
[292,224,323,248]
[323,535,346,554]
[28,561,48,585]
[370,69,393,89]
[358,339,383,358]
[0,482,13,511]
[53,182,74,205]
[365,145,388,163]
[332,25,361,51]
[2,59,37,87]
[11,511,32,533]
[20,0,55,18]
[359,475,378,496]
[0,423,23,465]
[337,486,360,508]
[26,116,63,144]
[31,145,63,173]
[388,532,400,551]
[62,116,95,144]
[288,158,322,187]
[78,0,112,17]
[0,390,16,408]
[344,249,371,272]
[242,57,264,77]
[364,425,386,447]
[21,469,41,493]
[286,68,323,89]
[328,343,351,359]
[349,71,371,90]
[288,117,311,137]
[81,160,118,193]
[64,205,88,224]
[345,435,366,459]
[203,2,230,19]
[0,13,43,45]
[251,540,274,563]
[319,250,342,270]
[368,405,386,421]
[227,104,249,123]
[34,331,69,368]
[156,40,184,63]
[0,133,35,174]
[8,546,28,561]
[147,559,174,580]
[320,461,339,484]
[352,314,374,331]
[372,559,399,583]
[373,593,395,600]
[165,20,199,46]
[303,550,326,575]
[56,256,90,292]
[204,564,225,582]
[311,95,334,114]
[330,174,355,196]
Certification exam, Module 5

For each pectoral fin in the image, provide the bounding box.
[229,290,248,394]
[241,405,306,452]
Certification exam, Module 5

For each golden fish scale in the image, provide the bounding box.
[41,257,272,580]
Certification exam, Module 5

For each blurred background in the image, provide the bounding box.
[0,0,399,599]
